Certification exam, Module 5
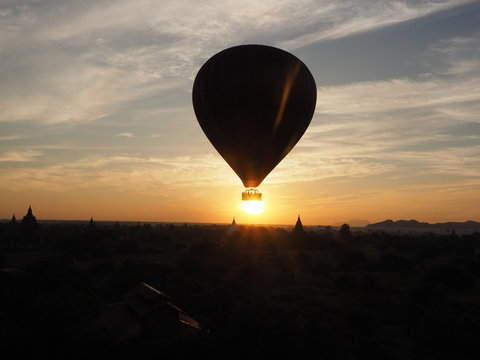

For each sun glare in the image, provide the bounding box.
[241,200,264,215]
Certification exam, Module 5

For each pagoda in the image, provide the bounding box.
[227,216,238,235]
[22,206,37,226]
[294,215,304,233]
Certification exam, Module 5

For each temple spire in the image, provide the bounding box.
[294,214,304,233]
[21,205,37,227]
[227,216,238,235]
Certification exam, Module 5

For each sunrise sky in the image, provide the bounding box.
[1,0,479,225]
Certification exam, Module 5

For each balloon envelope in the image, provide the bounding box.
[192,45,316,188]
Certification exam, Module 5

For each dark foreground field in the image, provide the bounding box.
[1,222,480,359]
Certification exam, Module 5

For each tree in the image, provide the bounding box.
[339,223,351,239]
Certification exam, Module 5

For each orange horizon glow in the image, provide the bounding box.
[1,179,479,226]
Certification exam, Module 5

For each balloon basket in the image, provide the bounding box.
[242,188,262,201]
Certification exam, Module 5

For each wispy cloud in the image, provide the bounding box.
[281,33,480,186]
[115,132,135,138]
[1,32,478,192]
[278,0,475,49]
[427,32,480,75]
[0,150,42,162]
[0,135,23,141]
[16,1,474,49]
[315,76,480,117]
[0,153,238,192]
[0,0,473,124]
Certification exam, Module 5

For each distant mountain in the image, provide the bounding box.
[366,219,480,232]
[334,219,370,227]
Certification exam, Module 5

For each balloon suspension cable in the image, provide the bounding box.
[242,188,262,201]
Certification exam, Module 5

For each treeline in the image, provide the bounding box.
[1,222,480,359]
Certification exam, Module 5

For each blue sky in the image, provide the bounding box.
[0,0,479,224]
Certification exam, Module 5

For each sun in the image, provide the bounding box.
[241,200,264,215]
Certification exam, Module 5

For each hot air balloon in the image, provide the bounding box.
[192,45,316,214]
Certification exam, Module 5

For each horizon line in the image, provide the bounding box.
[0,218,357,228]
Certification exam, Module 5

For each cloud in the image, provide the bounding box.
[0,153,238,192]
[0,135,23,141]
[308,33,480,141]
[427,32,480,75]
[279,33,480,186]
[15,1,473,49]
[0,150,42,162]
[0,63,180,124]
[267,151,397,184]
[0,0,473,124]
[115,132,135,138]
[278,0,475,49]
[1,32,478,192]
[315,76,480,117]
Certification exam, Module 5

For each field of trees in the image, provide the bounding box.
[1,221,480,359]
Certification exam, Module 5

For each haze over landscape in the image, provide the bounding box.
[1,0,479,224]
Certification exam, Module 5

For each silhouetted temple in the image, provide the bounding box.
[227,216,238,235]
[10,214,16,224]
[21,206,37,226]
[294,215,304,233]
[89,217,95,227]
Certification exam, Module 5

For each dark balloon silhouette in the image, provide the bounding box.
[192,45,316,200]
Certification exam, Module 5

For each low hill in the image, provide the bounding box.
[366,219,480,233]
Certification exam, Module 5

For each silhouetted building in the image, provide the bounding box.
[89,217,95,227]
[101,282,202,344]
[21,206,37,226]
[289,215,310,245]
[227,216,239,235]
[294,215,304,233]
[10,214,16,224]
